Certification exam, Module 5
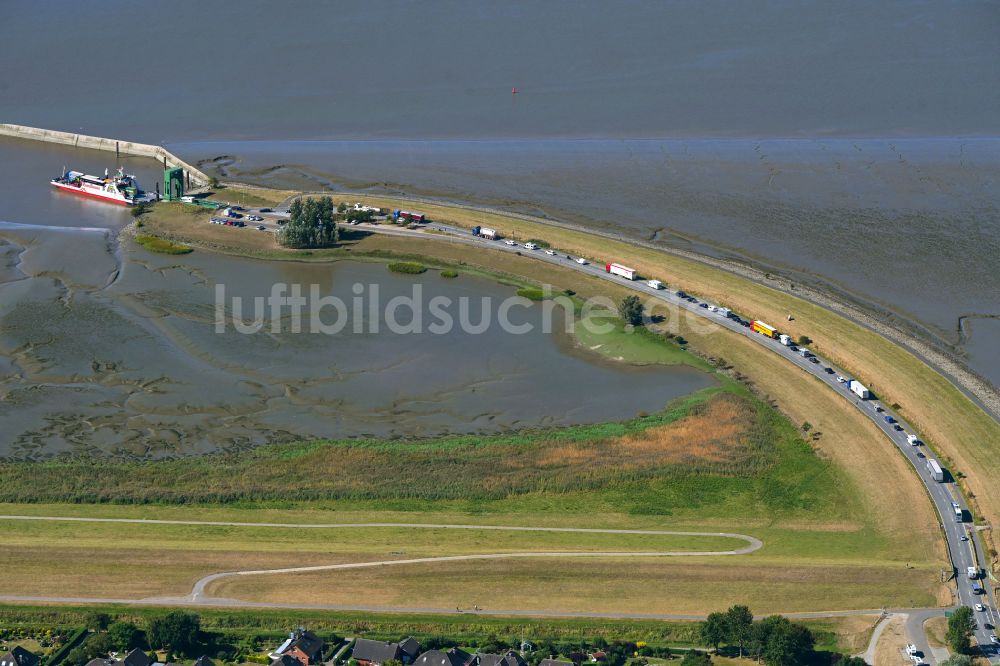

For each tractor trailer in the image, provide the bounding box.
[848,380,870,400]
[751,320,777,339]
[926,459,944,482]
[606,263,637,280]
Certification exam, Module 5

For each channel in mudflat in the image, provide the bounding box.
[0,153,715,456]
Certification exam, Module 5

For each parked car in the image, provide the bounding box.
[256,225,266,231]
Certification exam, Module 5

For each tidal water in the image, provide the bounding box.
[0,1,997,395]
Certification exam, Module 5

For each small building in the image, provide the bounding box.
[86,648,151,666]
[1,647,40,666]
[398,639,421,664]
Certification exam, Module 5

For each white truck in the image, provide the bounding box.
[906,434,921,446]
[478,227,498,240]
[646,279,663,290]
[848,379,870,400]
[779,334,793,346]
[717,307,730,318]
[968,566,979,580]
[926,459,945,482]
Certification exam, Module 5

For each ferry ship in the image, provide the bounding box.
[51,167,153,206]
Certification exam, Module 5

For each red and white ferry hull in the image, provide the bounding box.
[50,180,134,206]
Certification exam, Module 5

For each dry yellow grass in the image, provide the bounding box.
[924,616,948,649]
[874,615,908,666]
[208,557,942,615]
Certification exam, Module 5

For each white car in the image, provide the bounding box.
[504,240,518,246]
[523,242,538,250]
[544,249,556,256]
[575,257,588,265]
[991,634,999,643]
[976,604,985,612]
[961,535,969,541]
[836,376,847,383]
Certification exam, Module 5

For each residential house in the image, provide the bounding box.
[87,648,153,666]
[397,639,421,665]
[413,648,473,666]
[352,638,422,666]
[474,651,526,666]
[270,630,324,666]
[1,647,40,666]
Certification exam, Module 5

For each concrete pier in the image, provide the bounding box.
[0,123,210,186]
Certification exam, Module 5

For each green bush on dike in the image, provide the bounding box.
[440,269,459,278]
[134,235,193,255]
[388,261,427,274]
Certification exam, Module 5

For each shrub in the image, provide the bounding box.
[388,262,427,274]
[517,288,545,301]
[440,270,459,278]
[797,335,812,345]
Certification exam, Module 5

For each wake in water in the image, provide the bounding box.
[0,220,114,234]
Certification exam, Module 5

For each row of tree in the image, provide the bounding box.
[698,605,836,666]
[66,612,202,666]
[279,197,340,249]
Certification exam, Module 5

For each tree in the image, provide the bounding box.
[939,655,973,666]
[945,606,977,654]
[700,613,728,652]
[796,335,812,345]
[759,618,813,666]
[618,295,643,326]
[148,611,200,656]
[85,611,112,631]
[279,196,339,249]
[837,658,868,666]
[725,605,754,658]
[108,622,144,651]
[680,651,711,666]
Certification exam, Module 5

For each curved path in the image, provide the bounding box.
[0,514,761,602]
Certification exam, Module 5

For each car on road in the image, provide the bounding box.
[916,451,925,458]
[824,367,835,374]
[256,225,266,231]
[575,257,588,265]
[976,604,986,611]
[884,415,896,424]
[892,423,903,431]
[544,249,556,256]
[699,302,708,308]
[809,357,819,363]
[504,240,518,246]
[991,634,999,644]
[836,376,847,383]
[960,534,969,541]
[259,208,272,213]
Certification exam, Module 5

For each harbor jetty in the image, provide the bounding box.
[0,123,210,186]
